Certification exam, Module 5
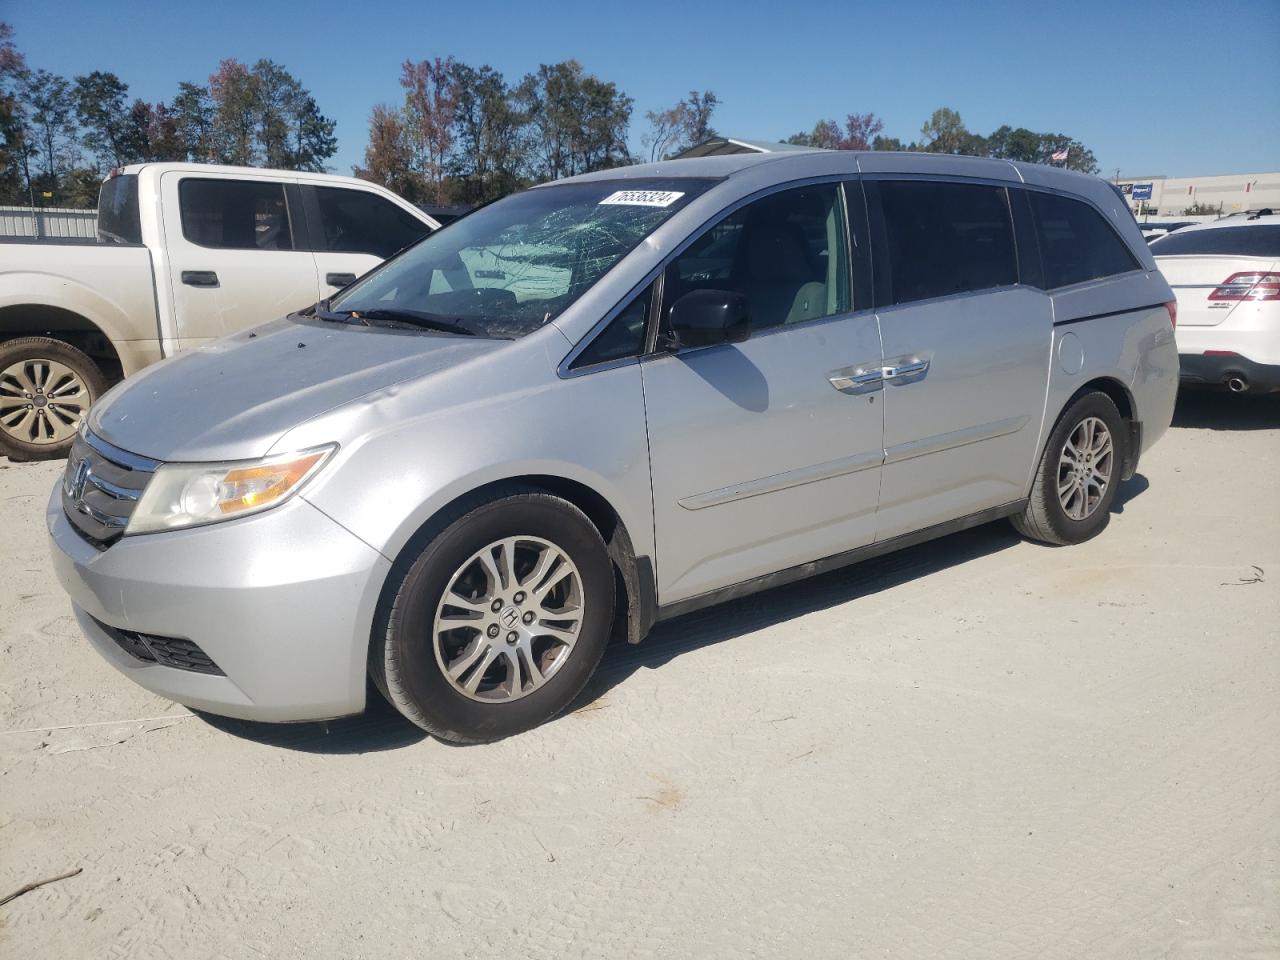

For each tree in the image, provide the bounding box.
[204,59,335,170]
[789,112,885,151]
[449,62,523,204]
[400,57,457,202]
[208,59,257,164]
[642,90,719,160]
[986,124,1098,174]
[169,82,214,161]
[871,134,905,151]
[22,69,78,198]
[918,107,986,155]
[517,60,631,180]
[286,92,336,172]
[354,103,421,199]
[73,70,131,170]
[0,21,30,203]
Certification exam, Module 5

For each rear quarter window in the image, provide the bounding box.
[1030,192,1139,288]
[97,174,141,245]
[1149,224,1280,259]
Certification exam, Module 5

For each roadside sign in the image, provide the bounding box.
[1132,183,1153,200]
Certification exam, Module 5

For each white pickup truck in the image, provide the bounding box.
[0,163,439,459]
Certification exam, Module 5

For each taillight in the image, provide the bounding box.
[1164,299,1177,328]
[1208,272,1280,302]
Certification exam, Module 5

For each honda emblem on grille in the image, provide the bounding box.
[68,457,92,512]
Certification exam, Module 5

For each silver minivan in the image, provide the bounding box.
[47,152,1179,742]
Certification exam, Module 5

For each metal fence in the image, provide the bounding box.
[0,206,98,240]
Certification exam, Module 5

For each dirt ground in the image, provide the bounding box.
[1,391,1277,959]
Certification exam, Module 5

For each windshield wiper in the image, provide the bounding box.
[342,308,476,337]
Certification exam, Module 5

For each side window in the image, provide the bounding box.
[877,180,1017,305]
[663,183,850,332]
[315,187,431,258]
[1030,191,1139,288]
[179,179,293,250]
[570,284,652,370]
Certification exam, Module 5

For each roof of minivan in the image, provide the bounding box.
[553,151,1104,193]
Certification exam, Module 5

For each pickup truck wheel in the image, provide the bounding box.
[1012,390,1125,546]
[0,337,105,461]
[371,490,614,743]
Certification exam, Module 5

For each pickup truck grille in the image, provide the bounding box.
[61,430,159,548]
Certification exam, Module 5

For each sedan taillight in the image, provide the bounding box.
[1164,299,1177,328]
[1208,272,1280,302]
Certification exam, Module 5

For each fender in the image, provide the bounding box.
[0,264,161,375]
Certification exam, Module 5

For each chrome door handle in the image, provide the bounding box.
[883,359,930,380]
[829,367,883,393]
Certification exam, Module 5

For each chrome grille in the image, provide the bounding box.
[61,430,159,548]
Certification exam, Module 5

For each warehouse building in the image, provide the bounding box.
[1116,172,1280,217]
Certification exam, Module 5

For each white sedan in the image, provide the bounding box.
[1151,213,1280,393]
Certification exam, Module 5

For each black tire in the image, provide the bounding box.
[1012,390,1126,546]
[370,489,614,743]
[0,336,105,462]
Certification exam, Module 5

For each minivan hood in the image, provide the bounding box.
[89,317,506,462]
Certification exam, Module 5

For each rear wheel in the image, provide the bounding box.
[371,490,613,743]
[0,337,105,461]
[1012,391,1125,546]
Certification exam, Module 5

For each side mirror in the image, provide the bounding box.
[666,289,751,349]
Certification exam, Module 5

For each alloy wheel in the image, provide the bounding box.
[433,536,584,703]
[0,358,90,446]
[1058,416,1113,521]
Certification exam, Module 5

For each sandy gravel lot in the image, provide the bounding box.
[1,392,1277,959]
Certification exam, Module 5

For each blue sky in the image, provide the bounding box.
[10,0,1280,178]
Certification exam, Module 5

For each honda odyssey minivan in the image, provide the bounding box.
[47,151,1179,743]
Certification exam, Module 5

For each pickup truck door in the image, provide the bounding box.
[159,172,321,351]
[300,184,436,297]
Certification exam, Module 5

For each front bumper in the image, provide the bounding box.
[47,485,391,722]
[1179,353,1280,393]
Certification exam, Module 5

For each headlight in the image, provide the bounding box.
[125,445,336,535]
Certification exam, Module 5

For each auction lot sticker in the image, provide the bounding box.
[599,190,685,207]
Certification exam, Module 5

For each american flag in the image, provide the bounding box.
[1050,147,1069,162]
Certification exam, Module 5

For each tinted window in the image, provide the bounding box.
[1030,191,1139,288]
[663,183,850,331]
[571,284,652,369]
[331,178,714,340]
[316,187,431,258]
[97,174,141,245]
[1149,224,1280,259]
[179,179,292,250]
[878,181,1017,305]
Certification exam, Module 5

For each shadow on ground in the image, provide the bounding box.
[1172,390,1280,431]
[200,474,1151,754]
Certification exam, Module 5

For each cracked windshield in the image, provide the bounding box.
[330,179,715,339]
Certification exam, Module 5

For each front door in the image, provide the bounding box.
[161,172,320,352]
[642,182,885,605]
[865,179,1053,540]
[303,183,435,297]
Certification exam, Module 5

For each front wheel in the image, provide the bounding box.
[371,489,614,743]
[1012,391,1126,546]
[0,337,105,461]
